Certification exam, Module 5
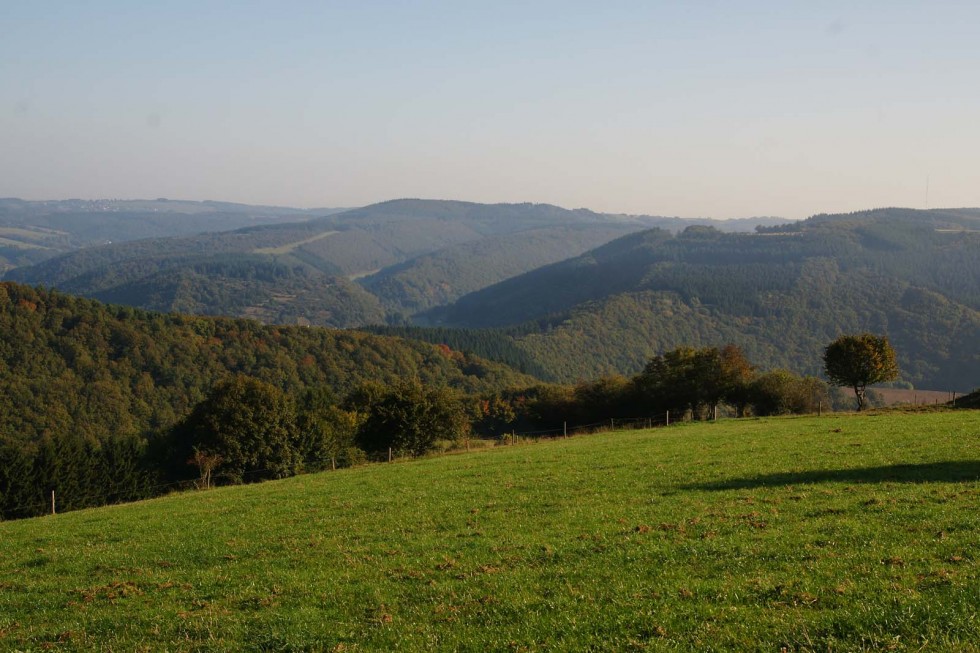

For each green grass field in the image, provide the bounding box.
[3,411,980,651]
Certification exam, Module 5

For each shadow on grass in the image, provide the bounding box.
[687,461,980,491]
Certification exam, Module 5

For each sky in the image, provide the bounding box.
[2,1,978,219]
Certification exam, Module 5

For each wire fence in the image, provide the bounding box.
[6,393,974,521]
[1,476,190,520]
[0,408,754,519]
[490,413,672,444]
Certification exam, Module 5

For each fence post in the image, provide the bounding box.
[666,410,670,426]
[331,457,336,471]
[817,400,822,417]
[563,421,567,438]
[610,418,615,430]
[51,490,56,516]
[388,447,392,463]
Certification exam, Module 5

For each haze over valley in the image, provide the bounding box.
[2,198,977,391]
[3,3,980,650]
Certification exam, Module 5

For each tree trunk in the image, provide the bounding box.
[854,385,866,411]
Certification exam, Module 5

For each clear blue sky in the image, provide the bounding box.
[2,1,978,218]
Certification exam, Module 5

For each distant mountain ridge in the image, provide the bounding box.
[7,198,779,326]
[0,197,346,274]
[8,198,975,390]
[425,208,980,390]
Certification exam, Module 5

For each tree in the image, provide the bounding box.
[187,448,222,489]
[573,375,634,424]
[635,347,705,418]
[170,375,301,484]
[718,345,756,417]
[296,387,364,470]
[748,370,830,416]
[636,345,755,419]
[748,370,798,416]
[823,334,899,411]
[474,394,518,438]
[353,379,469,457]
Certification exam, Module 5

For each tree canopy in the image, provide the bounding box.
[635,345,754,418]
[169,375,301,484]
[823,334,899,410]
[349,379,470,457]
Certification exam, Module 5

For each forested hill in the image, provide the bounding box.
[0,282,534,449]
[3,199,786,326]
[427,208,980,390]
[3,200,644,325]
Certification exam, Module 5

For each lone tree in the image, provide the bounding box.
[636,345,755,419]
[349,379,469,457]
[171,375,301,484]
[823,333,899,411]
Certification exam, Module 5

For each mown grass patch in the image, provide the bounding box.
[2,411,979,651]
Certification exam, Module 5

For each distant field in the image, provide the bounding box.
[0,236,48,250]
[0,226,64,239]
[2,411,980,651]
[875,388,962,406]
[253,230,339,255]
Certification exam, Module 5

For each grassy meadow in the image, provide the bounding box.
[2,410,980,651]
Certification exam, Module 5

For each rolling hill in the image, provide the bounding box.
[5,201,975,390]
[0,281,533,450]
[3,199,789,326]
[427,208,980,389]
[4,411,980,650]
[2,200,660,325]
[361,223,640,315]
[0,198,340,273]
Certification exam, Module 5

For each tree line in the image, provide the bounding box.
[2,335,897,520]
[0,278,910,520]
[0,282,529,520]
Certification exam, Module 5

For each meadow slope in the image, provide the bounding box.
[2,411,980,651]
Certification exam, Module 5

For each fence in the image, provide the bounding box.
[1,405,825,520]
[492,412,673,445]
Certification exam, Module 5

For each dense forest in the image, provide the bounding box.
[434,209,980,326]
[0,279,859,520]
[2,203,978,519]
[0,282,536,518]
[91,257,388,329]
[12,203,970,389]
[360,224,638,316]
[363,325,552,379]
[0,282,531,444]
[425,209,980,390]
[4,199,782,326]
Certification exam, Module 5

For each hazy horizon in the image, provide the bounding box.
[3,2,978,219]
[8,194,980,223]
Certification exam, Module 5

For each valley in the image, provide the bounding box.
[7,5,979,650]
[4,201,977,390]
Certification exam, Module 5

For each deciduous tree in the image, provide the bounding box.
[353,379,469,457]
[171,375,301,484]
[823,334,899,411]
